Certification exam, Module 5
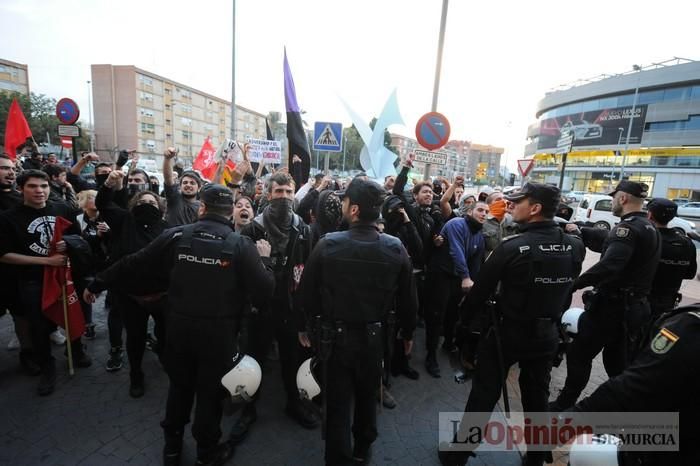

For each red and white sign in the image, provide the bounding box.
[415,112,451,151]
[517,158,534,177]
[60,136,73,149]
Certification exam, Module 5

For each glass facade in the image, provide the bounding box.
[535,154,700,169]
[540,84,700,119]
[530,169,655,195]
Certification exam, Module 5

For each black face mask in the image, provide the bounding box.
[267,197,293,226]
[466,215,484,232]
[95,173,109,188]
[132,203,161,225]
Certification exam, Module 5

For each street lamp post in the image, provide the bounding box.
[230,0,236,141]
[423,0,449,181]
[609,127,625,187]
[342,132,347,173]
[87,80,94,152]
[619,65,642,180]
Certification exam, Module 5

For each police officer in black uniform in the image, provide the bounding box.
[550,181,661,413]
[439,183,585,466]
[84,184,275,466]
[574,303,700,466]
[646,198,697,319]
[300,178,418,466]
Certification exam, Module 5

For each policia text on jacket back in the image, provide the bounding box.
[551,181,661,413]
[438,183,585,466]
[645,198,697,318]
[300,178,418,466]
[84,184,275,466]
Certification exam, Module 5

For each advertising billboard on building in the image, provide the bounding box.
[538,105,647,150]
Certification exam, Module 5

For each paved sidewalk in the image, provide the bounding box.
[0,298,522,466]
[3,248,696,465]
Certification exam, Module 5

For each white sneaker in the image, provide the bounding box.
[50,329,66,345]
[6,336,20,351]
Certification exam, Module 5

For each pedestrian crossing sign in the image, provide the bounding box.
[313,121,343,152]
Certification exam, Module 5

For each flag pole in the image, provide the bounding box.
[62,283,75,376]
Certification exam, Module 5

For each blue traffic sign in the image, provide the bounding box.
[415,112,451,151]
[313,122,343,152]
[56,98,80,125]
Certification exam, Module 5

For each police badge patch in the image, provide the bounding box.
[615,227,630,238]
[650,327,679,354]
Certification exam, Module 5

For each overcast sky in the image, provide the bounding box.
[1,0,698,169]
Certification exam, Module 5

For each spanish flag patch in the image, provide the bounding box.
[650,327,679,354]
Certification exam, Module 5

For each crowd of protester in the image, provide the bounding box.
[1,142,698,466]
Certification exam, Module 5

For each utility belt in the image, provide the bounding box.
[482,300,557,330]
[585,287,648,311]
[501,316,558,338]
[311,318,384,359]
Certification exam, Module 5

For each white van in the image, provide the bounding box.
[575,194,697,233]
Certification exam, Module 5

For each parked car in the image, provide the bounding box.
[678,202,700,219]
[566,191,587,203]
[575,194,697,234]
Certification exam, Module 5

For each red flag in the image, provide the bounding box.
[192,137,236,182]
[192,137,219,181]
[4,98,33,160]
[42,216,85,341]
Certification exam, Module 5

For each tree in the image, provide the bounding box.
[369,117,399,156]
[334,124,364,172]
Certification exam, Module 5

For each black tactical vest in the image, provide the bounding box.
[169,225,243,319]
[320,231,405,324]
[498,227,583,322]
[652,228,696,297]
[521,229,580,320]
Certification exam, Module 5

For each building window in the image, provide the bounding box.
[139,75,153,86]
[181,117,192,127]
[182,130,192,140]
[139,108,154,118]
[179,104,192,114]
[143,140,156,153]
[140,91,153,101]
[140,122,155,135]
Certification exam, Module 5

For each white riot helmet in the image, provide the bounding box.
[220,354,261,403]
[561,307,585,335]
[296,357,321,400]
[569,433,621,466]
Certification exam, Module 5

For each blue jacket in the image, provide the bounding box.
[440,216,485,279]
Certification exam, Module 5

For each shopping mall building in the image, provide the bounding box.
[525,58,700,200]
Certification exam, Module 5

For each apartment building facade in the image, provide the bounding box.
[391,133,503,181]
[0,58,30,95]
[91,64,267,165]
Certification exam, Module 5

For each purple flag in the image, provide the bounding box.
[284,48,310,190]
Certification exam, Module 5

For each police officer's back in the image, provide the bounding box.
[440,183,585,466]
[646,198,697,318]
[300,178,417,466]
[85,184,275,466]
[552,181,661,413]
[572,181,661,295]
